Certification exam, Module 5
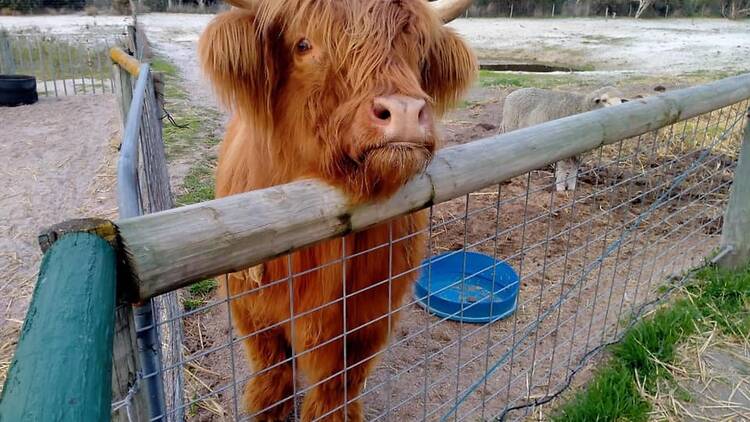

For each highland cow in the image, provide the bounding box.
[198,0,477,420]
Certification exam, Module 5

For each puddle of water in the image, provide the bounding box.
[479,62,582,72]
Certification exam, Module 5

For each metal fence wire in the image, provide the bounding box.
[0,31,120,97]
[109,45,184,421]
[119,90,748,422]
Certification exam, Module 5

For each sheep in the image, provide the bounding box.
[502,86,629,192]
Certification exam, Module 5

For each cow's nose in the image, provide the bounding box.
[371,95,431,142]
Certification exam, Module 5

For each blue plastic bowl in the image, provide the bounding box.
[413,251,520,324]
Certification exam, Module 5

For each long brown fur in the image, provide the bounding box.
[198,1,477,420]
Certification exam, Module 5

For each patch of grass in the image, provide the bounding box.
[151,57,187,100]
[614,301,699,388]
[691,266,750,337]
[183,278,219,311]
[552,363,650,422]
[176,163,215,206]
[152,54,223,311]
[551,264,750,421]
[182,297,205,311]
[150,57,179,77]
[162,112,205,157]
[189,279,218,296]
[478,70,578,89]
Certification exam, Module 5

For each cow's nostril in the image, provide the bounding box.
[418,104,428,125]
[373,103,391,121]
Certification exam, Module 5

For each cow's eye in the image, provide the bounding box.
[296,38,312,54]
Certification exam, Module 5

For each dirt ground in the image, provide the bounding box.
[0,95,120,391]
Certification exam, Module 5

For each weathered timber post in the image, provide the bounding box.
[109,52,156,422]
[0,233,117,421]
[0,32,16,75]
[719,108,750,270]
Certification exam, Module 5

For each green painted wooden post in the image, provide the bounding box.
[719,108,750,270]
[0,233,117,421]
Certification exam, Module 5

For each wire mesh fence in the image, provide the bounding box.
[108,33,184,421]
[119,91,748,421]
[0,31,121,96]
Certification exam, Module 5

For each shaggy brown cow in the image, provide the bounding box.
[198,0,477,420]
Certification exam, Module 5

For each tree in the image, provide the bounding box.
[725,0,750,18]
[635,0,655,17]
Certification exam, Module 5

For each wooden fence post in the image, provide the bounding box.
[111,306,152,422]
[0,32,16,75]
[113,64,133,132]
[0,233,117,421]
[718,108,750,270]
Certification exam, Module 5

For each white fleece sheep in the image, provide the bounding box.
[502,86,628,192]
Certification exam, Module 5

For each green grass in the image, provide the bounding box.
[177,163,216,206]
[690,266,750,337]
[151,54,223,311]
[478,70,580,89]
[150,57,179,77]
[551,264,750,421]
[184,278,219,311]
[552,363,650,422]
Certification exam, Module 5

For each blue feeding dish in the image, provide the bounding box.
[414,251,520,324]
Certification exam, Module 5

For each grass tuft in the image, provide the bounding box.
[551,264,750,421]
[478,70,580,90]
[552,363,650,422]
[152,55,222,312]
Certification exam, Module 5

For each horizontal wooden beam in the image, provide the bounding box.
[0,233,117,421]
[110,46,141,77]
[117,73,750,301]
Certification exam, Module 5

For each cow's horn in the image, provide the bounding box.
[223,0,256,9]
[430,0,473,23]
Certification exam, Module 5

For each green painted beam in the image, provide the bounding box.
[0,233,117,421]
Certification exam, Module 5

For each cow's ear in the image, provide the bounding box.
[198,9,274,123]
[423,28,478,116]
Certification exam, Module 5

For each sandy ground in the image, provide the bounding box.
[0,95,120,391]
[2,15,749,76]
[448,18,750,74]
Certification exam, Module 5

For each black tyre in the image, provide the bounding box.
[0,75,39,107]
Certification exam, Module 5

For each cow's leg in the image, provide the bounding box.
[228,270,294,421]
[341,317,391,420]
[239,326,294,421]
[295,303,349,422]
[296,322,387,422]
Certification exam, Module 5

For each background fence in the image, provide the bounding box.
[0,30,121,96]
[108,27,184,422]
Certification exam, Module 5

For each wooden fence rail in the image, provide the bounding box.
[116,72,750,302]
